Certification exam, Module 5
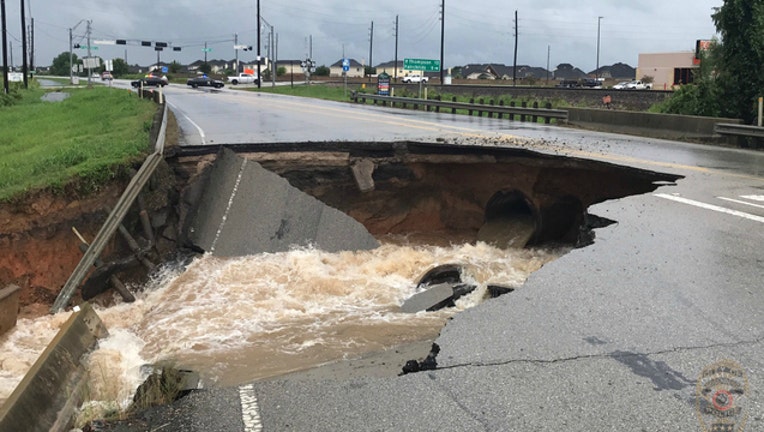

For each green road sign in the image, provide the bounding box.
[202,48,213,52]
[403,58,440,72]
[78,46,99,50]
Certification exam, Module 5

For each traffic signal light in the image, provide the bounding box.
[73,43,80,48]
[116,39,126,45]
[243,46,253,51]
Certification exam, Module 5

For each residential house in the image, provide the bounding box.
[329,59,365,78]
[375,60,404,78]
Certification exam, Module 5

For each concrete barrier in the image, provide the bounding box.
[0,285,20,336]
[567,107,741,142]
[184,148,379,257]
[0,304,108,432]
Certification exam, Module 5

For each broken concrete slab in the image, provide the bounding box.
[0,285,20,336]
[351,159,375,192]
[400,283,455,313]
[185,149,379,256]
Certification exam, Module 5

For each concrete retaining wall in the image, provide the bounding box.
[0,285,20,336]
[566,107,742,142]
[0,304,108,432]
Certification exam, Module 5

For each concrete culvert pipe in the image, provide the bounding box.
[532,196,585,245]
[477,190,538,249]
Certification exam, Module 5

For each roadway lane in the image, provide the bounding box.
[111,83,763,431]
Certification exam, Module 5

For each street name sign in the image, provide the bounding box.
[403,58,440,72]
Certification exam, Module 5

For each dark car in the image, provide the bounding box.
[187,76,225,89]
[131,76,167,88]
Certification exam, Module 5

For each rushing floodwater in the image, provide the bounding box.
[0,240,564,410]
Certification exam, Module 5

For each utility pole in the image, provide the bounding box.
[270,25,275,87]
[596,16,603,81]
[1,0,8,94]
[86,19,92,87]
[234,33,238,73]
[20,0,28,88]
[204,41,208,63]
[256,0,261,88]
[368,20,373,74]
[512,10,518,86]
[28,0,33,75]
[546,44,550,84]
[394,15,399,81]
[439,0,445,83]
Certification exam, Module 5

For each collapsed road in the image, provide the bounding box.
[96,84,764,431]
[6,82,763,431]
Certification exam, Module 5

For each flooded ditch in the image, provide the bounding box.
[0,141,682,414]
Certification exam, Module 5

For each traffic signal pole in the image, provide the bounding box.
[1,0,8,94]
[256,0,261,89]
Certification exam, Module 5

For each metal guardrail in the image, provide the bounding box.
[714,123,764,138]
[51,103,168,313]
[353,93,569,123]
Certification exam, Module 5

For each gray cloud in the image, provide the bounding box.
[4,0,720,72]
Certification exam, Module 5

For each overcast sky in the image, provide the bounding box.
[3,0,721,72]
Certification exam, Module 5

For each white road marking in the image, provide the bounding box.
[167,101,206,145]
[741,195,764,202]
[239,383,263,432]
[718,196,764,210]
[655,194,764,224]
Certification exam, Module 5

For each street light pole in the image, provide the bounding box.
[1,0,9,94]
[596,16,603,81]
[69,19,86,85]
[257,0,261,88]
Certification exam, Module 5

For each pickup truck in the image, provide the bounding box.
[227,73,260,85]
[401,73,428,84]
[625,80,653,90]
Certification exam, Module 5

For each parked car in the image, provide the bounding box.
[101,71,113,81]
[187,76,225,89]
[625,80,653,90]
[612,81,630,90]
[580,78,602,88]
[401,73,428,84]
[228,73,259,85]
[131,75,168,88]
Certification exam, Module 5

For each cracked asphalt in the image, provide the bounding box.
[99,87,763,431]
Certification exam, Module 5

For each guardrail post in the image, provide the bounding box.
[469,98,474,116]
[478,98,484,117]
[545,102,552,124]
[532,102,539,123]
[498,100,505,119]
[435,95,441,113]
[510,102,516,121]
[521,102,527,122]
[452,97,457,114]
[490,100,496,118]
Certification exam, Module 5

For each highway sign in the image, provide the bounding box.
[202,48,213,53]
[342,58,350,72]
[403,58,440,72]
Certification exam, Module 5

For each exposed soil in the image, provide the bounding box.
[0,111,182,319]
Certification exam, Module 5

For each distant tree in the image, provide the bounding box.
[314,65,330,76]
[277,66,287,77]
[50,51,77,76]
[712,0,764,123]
[169,61,182,74]
[198,62,211,74]
[111,58,129,77]
[640,75,654,84]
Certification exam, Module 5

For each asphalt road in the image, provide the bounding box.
[106,81,763,431]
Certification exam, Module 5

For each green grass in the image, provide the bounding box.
[0,86,157,201]
[250,84,355,102]
[249,83,562,123]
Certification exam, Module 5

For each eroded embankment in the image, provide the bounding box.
[0,140,682,316]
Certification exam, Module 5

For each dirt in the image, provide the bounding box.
[0,111,182,319]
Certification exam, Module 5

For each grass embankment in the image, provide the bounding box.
[0,86,157,201]
[253,83,564,123]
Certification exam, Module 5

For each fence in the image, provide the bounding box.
[353,93,568,124]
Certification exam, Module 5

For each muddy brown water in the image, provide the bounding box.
[0,237,564,413]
